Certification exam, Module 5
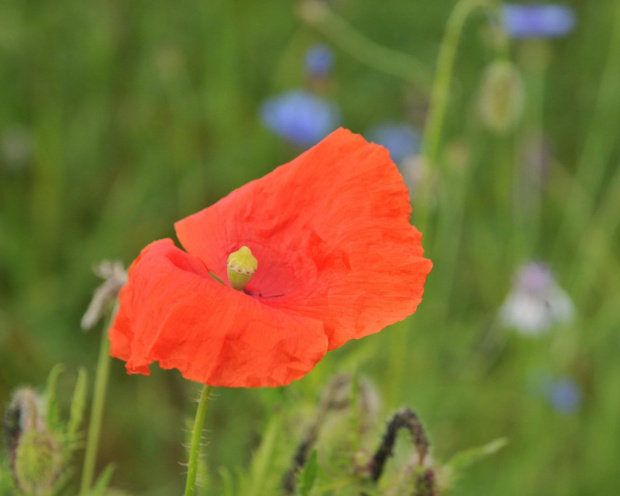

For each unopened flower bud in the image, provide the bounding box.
[227,246,258,290]
[4,388,64,495]
[4,388,43,450]
[478,61,524,134]
[13,428,63,495]
[298,0,328,24]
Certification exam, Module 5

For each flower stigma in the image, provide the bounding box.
[227,246,258,290]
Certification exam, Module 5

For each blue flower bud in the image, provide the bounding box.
[305,44,334,79]
[549,378,581,414]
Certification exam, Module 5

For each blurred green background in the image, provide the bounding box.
[1,0,619,494]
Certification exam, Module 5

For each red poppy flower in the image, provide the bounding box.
[109,128,432,388]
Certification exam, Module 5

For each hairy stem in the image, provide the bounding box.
[184,384,213,496]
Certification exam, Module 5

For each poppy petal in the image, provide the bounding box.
[109,239,328,387]
[175,128,432,350]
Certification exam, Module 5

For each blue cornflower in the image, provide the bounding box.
[260,89,341,148]
[549,378,581,414]
[502,3,576,39]
[305,44,334,79]
[366,123,421,163]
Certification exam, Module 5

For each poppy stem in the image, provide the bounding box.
[184,383,213,496]
[419,0,495,232]
[79,300,118,496]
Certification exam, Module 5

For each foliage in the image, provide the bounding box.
[1,0,619,494]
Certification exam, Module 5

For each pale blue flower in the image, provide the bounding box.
[366,123,421,163]
[260,90,341,148]
[502,3,576,39]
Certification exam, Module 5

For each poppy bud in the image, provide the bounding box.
[4,388,41,450]
[477,61,524,134]
[227,246,258,290]
[13,429,64,495]
[4,388,64,495]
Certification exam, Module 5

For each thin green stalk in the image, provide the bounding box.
[497,133,516,261]
[513,47,548,261]
[423,0,488,166]
[389,0,495,403]
[569,158,620,297]
[184,384,213,496]
[300,1,432,90]
[432,127,477,326]
[419,0,489,232]
[79,301,118,496]
[385,322,408,406]
[553,1,620,256]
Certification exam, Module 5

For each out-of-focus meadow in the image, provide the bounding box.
[1,0,619,494]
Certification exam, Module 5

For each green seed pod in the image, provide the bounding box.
[478,61,524,134]
[227,246,258,290]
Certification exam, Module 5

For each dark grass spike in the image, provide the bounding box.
[281,373,353,495]
[281,436,316,495]
[370,408,430,483]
